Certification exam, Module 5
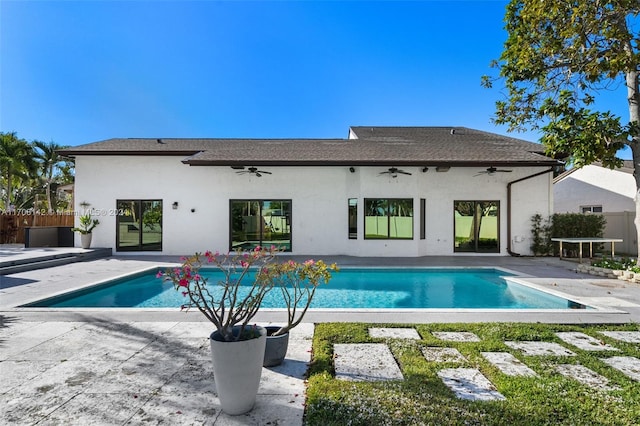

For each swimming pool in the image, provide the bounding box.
[23,267,588,310]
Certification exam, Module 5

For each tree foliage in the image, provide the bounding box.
[483,0,639,172]
[0,131,74,211]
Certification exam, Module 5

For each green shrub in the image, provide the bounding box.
[530,213,607,256]
[551,213,606,238]
[530,214,553,256]
[591,257,636,270]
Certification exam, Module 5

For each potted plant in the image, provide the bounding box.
[72,213,100,249]
[257,259,338,366]
[158,246,278,415]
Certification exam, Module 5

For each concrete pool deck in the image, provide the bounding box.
[2,251,640,323]
[2,251,640,424]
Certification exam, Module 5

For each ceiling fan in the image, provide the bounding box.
[380,167,412,178]
[236,167,272,177]
[474,166,512,176]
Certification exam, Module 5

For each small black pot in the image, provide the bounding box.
[263,326,290,367]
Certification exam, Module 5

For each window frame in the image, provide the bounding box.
[229,199,292,252]
[453,200,500,253]
[580,205,603,214]
[364,198,414,240]
[115,199,163,252]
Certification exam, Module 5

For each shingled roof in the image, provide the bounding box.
[58,126,559,167]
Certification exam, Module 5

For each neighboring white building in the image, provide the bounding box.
[554,161,635,214]
[60,126,560,257]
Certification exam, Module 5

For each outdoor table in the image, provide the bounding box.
[551,237,623,263]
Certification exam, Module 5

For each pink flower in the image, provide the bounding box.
[194,274,201,281]
[182,291,188,297]
[240,260,249,268]
[156,271,164,278]
[304,259,315,266]
[254,245,261,251]
[179,278,189,287]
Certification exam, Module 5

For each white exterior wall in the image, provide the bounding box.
[74,155,552,256]
[554,165,636,213]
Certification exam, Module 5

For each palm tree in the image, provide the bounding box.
[33,140,70,212]
[0,132,36,210]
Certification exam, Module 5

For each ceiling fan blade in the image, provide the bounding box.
[398,170,412,175]
[260,170,272,174]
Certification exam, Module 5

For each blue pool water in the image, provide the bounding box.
[25,268,586,309]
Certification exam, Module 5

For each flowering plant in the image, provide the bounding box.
[158,246,278,342]
[257,259,338,336]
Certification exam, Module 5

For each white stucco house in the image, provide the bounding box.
[554,161,636,214]
[59,126,560,257]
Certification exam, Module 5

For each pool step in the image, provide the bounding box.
[0,248,112,275]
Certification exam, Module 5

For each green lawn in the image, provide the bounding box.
[304,323,640,425]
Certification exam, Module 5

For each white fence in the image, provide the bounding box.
[602,211,637,256]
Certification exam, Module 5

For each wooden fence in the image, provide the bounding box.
[0,213,74,244]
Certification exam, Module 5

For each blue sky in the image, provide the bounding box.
[0,0,632,159]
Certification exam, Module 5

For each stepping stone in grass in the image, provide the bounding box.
[369,327,421,340]
[555,332,619,352]
[505,341,576,357]
[437,368,506,401]
[598,331,640,343]
[334,343,404,382]
[555,364,619,391]
[432,332,481,342]
[601,356,640,382]
[481,352,537,377]
[421,347,467,363]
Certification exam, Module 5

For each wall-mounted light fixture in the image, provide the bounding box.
[436,166,450,172]
[172,202,179,210]
[422,167,429,173]
[349,167,355,173]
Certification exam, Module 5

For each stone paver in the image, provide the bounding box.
[369,327,421,340]
[0,322,313,426]
[481,352,537,377]
[555,332,619,352]
[601,356,640,382]
[432,331,481,342]
[555,364,619,391]
[505,341,576,357]
[421,347,467,363]
[599,331,640,343]
[437,368,505,401]
[334,343,403,382]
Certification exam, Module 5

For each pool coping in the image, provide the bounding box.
[9,264,627,318]
[2,254,639,324]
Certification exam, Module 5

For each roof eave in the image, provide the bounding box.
[182,159,562,167]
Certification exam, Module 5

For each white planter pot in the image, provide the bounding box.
[80,233,92,249]
[210,326,266,415]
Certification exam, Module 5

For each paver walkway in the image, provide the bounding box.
[332,327,640,402]
[0,321,313,425]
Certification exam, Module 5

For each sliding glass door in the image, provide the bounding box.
[116,199,163,251]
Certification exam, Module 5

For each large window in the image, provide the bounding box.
[454,201,499,253]
[116,200,163,251]
[230,200,291,251]
[364,198,413,239]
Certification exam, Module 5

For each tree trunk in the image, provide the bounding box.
[626,67,640,264]
[45,178,52,213]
